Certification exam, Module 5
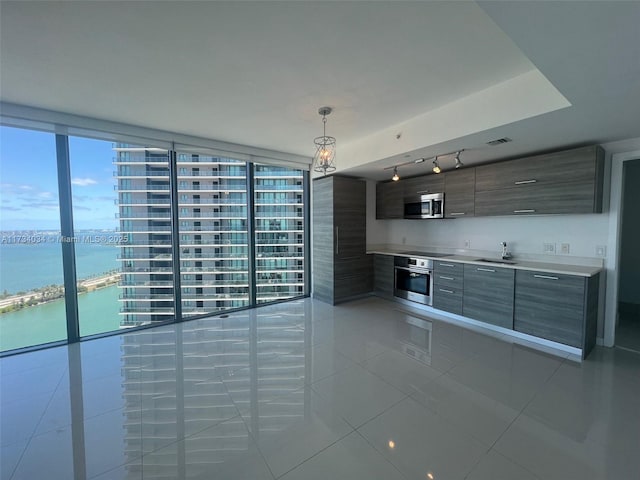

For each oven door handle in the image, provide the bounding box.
[394,266,432,275]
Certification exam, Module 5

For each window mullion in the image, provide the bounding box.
[247,163,257,306]
[168,148,183,321]
[55,134,80,343]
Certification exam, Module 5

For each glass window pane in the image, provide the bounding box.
[0,126,66,351]
[254,164,305,304]
[177,153,249,316]
[69,137,123,336]
[113,144,174,328]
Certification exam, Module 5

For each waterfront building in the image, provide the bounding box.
[114,147,305,327]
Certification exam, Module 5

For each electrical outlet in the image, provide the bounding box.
[560,243,570,255]
[464,239,471,249]
[543,242,556,254]
[596,245,607,257]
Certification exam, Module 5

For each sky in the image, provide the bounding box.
[1,126,118,230]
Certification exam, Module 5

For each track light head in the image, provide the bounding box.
[432,157,441,174]
[454,151,464,169]
[392,167,400,181]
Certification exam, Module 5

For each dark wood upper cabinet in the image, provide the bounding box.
[474,145,605,216]
[375,144,605,219]
[376,181,404,219]
[444,168,475,218]
[402,174,445,197]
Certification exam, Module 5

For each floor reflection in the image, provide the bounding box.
[3,297,638,480]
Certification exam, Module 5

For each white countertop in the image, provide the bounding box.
[367,247,603,277]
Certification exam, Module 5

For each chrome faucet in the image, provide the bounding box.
[501,242,512,260]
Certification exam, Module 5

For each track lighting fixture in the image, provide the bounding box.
[383,149,465,179]
[432,157,441,174]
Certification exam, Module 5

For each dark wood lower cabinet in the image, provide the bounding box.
[370,254,599,358]
[373,254,394,299]
[463,264,514,329]
[514,270,599,357]
[433,261,464,315]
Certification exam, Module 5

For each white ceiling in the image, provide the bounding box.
[1,1,639,179]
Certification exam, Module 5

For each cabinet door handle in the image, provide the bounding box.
[534,274,559,280]
[449,212,466,216]
[438,263,455,267]
[477,267,495,272]
[335,226,339,255]
[439,275,454,281]
[514,209,536,213]
[439,288,454,294]
[514,179,537,185]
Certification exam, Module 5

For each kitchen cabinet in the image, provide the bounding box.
[514,270,599,356]
[376,181,404,219]
[444,168,475,218]
[463,264,514,329]
[474,145,605,216]
[433,260,463,315]
[313,175,372,304]
[403,174,444,197]
[373,254,394,299]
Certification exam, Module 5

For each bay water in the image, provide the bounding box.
[0,240,122,351]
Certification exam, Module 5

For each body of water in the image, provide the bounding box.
[0,233,124,351]
[0,240,119,294]
[0,285,121,351]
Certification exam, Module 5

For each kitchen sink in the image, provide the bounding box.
[475,258,517,265]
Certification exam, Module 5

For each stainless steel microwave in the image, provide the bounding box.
[404,192,444,219]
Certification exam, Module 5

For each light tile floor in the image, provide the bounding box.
[1,297,639,480]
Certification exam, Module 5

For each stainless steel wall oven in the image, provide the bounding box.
[394,257,433,305]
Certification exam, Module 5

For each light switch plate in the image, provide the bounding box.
[596,245,607,257]
[560,243,570,254]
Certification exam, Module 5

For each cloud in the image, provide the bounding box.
[71,178,97,186]
[1,205,22,211]
[22,201,59,210]
[74,205,92,211]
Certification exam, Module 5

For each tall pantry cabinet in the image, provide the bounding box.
[312,175,372,304]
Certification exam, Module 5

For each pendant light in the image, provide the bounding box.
[313,107,336,175]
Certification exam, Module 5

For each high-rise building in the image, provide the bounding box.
[114,147,305,327]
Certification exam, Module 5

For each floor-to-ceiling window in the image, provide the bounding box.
[0,126,67,351]
[113,144,175,328]
[68,136,121,337]
[177,152,250,316]
[254,164,305,304]
[0,123,309,355]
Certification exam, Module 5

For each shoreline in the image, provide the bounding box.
[0,272,120,313]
